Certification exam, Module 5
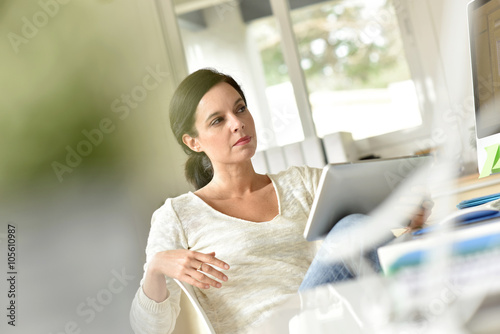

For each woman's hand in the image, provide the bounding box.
[143,250,230,302]
[149,250,229,289]
[408,198,434,231]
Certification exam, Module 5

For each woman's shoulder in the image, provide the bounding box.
[147,194,191,250]
[269,165,324,197]
[153,193,197,220]
[270,165,322,182]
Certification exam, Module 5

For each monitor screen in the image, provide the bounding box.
[469,0,500,139]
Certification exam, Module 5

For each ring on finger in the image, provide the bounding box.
[197,262,203,271]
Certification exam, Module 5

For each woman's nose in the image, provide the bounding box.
[229,114,245,132]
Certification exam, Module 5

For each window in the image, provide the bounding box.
[249,0,422,140]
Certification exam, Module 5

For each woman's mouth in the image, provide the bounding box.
[233,136,252,146]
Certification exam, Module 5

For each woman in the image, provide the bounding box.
[129,68,429,334]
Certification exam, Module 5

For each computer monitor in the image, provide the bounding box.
[468,0,500,176]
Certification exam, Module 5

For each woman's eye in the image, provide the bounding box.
[210,117,223,126]
[237,105,247,113]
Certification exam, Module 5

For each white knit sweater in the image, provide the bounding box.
[130,166,323,334]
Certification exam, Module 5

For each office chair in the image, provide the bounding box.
[173,279,216,334]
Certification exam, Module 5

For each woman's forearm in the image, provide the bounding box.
[143,266,169,303]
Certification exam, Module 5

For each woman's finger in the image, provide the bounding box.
[182,251,230,288]
[192,269,223,288]
[197,262,229,283]
[183,275,211,290]
[196,252,230,271]
[183,264,223,288]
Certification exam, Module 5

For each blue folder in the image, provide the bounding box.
[457,192,500,209]
[412,192,500,236]
[412,212,500,236]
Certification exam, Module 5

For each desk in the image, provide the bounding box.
[251,222,500,334]
[431,172,500,212]
[250,172,500,334]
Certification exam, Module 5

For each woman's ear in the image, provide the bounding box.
[182,134,201,152]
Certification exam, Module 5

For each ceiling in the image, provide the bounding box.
[176,0,328,30]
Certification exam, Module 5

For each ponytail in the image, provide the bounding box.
[185,152,214,190]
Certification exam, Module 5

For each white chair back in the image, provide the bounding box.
[173,279,216,334]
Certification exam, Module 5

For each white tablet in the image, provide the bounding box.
[304,155,433,241]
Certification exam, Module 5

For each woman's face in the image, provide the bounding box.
[183,82,257,166]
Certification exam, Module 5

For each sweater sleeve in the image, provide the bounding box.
[130,199,189,334]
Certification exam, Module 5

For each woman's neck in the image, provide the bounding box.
[200,161,267,199]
